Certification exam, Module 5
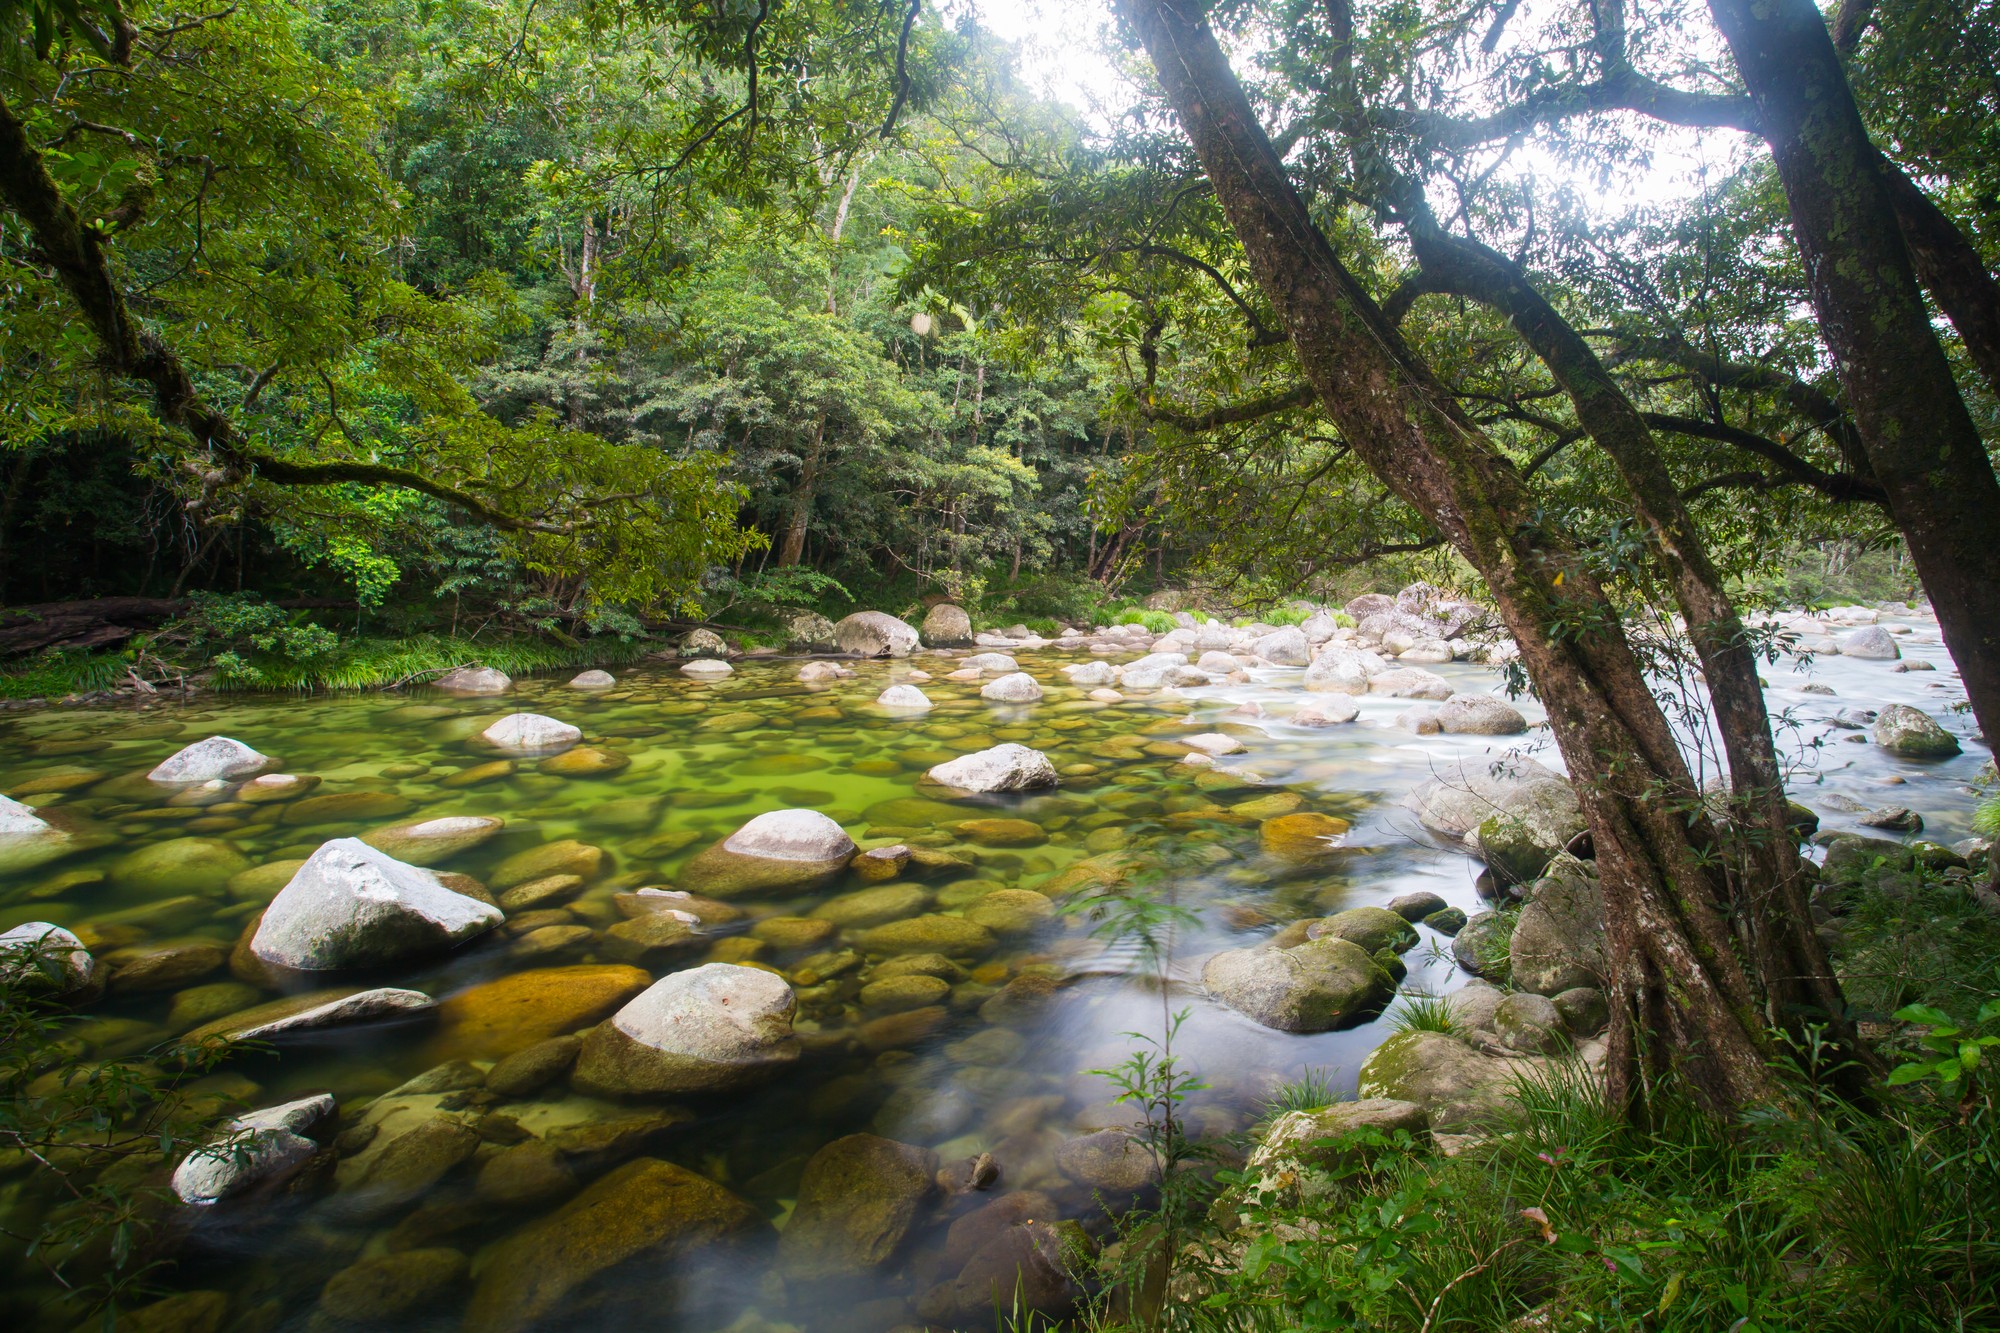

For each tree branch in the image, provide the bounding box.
[1138,383,1317,431]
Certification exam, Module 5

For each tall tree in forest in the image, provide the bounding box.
[1108,0,1866,1117]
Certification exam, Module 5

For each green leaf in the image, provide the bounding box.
[1885,1062,1932,1085]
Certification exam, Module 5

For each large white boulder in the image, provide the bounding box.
[568,669,616,689]
[1406,756,1580,847]
[0,794,49,834]
[1292,696,1360,726]
[1367,667,1454,700]
[961,652,1019,673]
[1250,626,1311,666]
[834,611,921,657]
[148,736,272,784]
[681,659,733,678]
[572,963,802,1096]
[724,809,857,863]
[479,713,582,754]
[1300,611,1341,643]
[1434,693,1528,735]
[877,685,933,710]
[1063,661,1121,686]
[1873,704,1961,757]
[172,1094,336,1205]
[926,743,1060,793]
[1837,626,1901,660]
[434,665,511,695]
[980,672,1044,703]
[1303,643,1388,694]
[250,838,503,971]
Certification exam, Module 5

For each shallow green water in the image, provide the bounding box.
[0,629,1983,1331]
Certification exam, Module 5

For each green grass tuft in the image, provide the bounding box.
[1386,989,1461,1037]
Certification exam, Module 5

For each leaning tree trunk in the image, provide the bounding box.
[1708,0,2000,751]
[1120,0,1807,1116]
[1405,228,1858,1063]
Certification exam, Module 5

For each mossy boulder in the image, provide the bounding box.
[1508,856,1606,995]
[1308,906,1417,955]
[1873,704,1961,757]
[1202,936,1391,1032]
[1357,1030,1536,1129]
[852,915,996,957]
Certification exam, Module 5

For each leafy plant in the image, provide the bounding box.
[1887,1002,2000,1108]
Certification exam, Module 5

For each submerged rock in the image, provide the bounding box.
[780,1133,939,1276]
[148,736,272,784]
[184,986,435,1043]
[835,611,922,657]
[462,1158,763,1333]
[318,1248,468,1322]
[250,838,502,971]
[428,964,651,1061]
[1202,936,1391,1031]
[571,963,801,1096]
[112,837,252,893]
[172,1093,335,1205]
[925,743,1060,793]
[361,815,504,866]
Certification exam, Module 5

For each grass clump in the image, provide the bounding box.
[1386,989,1461,1037]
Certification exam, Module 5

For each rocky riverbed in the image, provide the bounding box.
[0,591,1985,1331]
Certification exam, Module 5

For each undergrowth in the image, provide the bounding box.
[1054,862,2000,1333]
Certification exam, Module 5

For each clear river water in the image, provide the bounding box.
[0,610,1985,1332]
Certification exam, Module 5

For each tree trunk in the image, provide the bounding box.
[778,418,826,566]
[1880,157,2000,398]
[1121,0,1798,1115]
[1708,0,2000,749]
[1407,228,1857,1060]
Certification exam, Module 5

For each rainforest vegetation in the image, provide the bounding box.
[3,0,2000,1329]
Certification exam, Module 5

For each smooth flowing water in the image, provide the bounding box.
[0,613,1983,1332]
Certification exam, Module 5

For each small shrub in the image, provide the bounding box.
[1264,606,1309,627]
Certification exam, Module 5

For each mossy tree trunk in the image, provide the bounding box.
[1708,0,2000,751]
[1117,0,1857,1116]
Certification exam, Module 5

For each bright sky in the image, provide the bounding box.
[958,0,1756,221]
